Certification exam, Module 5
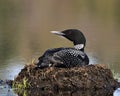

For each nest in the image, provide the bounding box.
[14,64,120,91]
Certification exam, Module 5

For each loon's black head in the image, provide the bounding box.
[51,29,86,51]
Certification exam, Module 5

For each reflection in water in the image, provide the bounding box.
[0,84,17,96]
[0,0,120,95]
[114,88,120,96]
[0,57,25,80]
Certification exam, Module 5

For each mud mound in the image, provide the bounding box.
[14,64,120,91]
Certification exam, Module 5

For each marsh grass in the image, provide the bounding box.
[112,70,120,80]
[12,58,36,90]
[27,58,37,65]
[12,77,30,89]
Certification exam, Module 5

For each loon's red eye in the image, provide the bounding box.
[67,31,71,35]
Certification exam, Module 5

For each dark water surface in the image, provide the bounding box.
[0,0,120,96]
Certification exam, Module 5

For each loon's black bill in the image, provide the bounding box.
[51,31,65,36]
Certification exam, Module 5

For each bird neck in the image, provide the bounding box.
[74,44,85,52]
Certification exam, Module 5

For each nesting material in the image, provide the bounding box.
[14,64,120,91]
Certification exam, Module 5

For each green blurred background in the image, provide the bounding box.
[0,0,120,80]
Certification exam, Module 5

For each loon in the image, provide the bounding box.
[37,29,89,68]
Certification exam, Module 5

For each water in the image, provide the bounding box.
[0,0,120,95]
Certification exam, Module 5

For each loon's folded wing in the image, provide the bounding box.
[52,48,89,67]
[37,47,64,67]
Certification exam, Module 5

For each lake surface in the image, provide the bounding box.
[0,0,120,95]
